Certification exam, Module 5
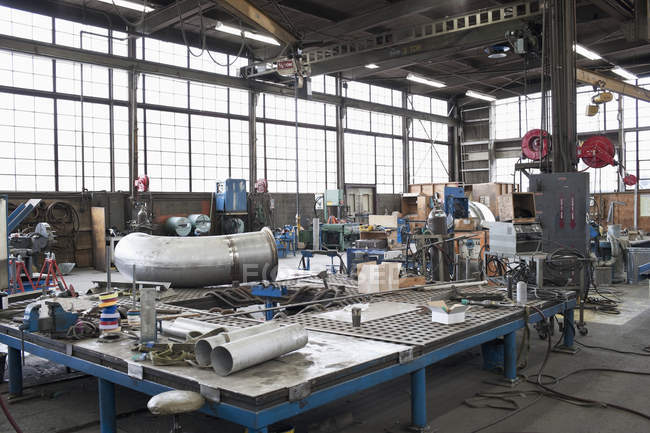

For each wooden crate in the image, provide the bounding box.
[408,182,466,199]
[470,182,518,219]
[497,192,536,222]
[400,194,430,227]
[454,218,479,231]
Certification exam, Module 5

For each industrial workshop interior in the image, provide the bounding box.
[1,0,650,432]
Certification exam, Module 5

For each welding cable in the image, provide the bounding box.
[574,340,650,356]
[0,393,23,433]
[468,318,650,432]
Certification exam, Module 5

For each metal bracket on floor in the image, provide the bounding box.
[407,423,436,433]
[200,384,221,403]
[483,375,522,389]
[288,382,311,402]
[552,345,580,355]
[399,348,414,364]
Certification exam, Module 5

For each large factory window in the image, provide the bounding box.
[409,140,432,184]
[144,75,188,109]
[113,106,130,192]
[326,130,337,190]
[189,81,229,113]
[79,102,112,191]
[626,130,650,189]
[345,81,370,101]
[394,139,404,193]
[346,108,371,131]
[56,100,114,191]
[263,93,296,122]
[298,127,328,193]
[190,115,231,192]
[0,5,51,43]
[0,94,55,191]
[576,86,606,133]
[0,51,52,92]
[229,119,249,180]
[260,123,297,193]
[345,133,376,184]
[376,137,395,193]
[495,96,520,139]
[143,110,190,192]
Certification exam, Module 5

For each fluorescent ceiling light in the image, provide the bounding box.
[466,90,496,102]
[406,72,446,88]
[574,44,601,61]
[96,0,153,12]
[612,66,638,80]
[365,63,380,69]
[215,22,280,46]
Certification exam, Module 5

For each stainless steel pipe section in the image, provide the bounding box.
[194,322,280,366]
[114,228,278,287]
[211,324,308,376]
[160,318,230,339]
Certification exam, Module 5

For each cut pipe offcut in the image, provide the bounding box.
[211,323,309,376]
[194,322,280,367]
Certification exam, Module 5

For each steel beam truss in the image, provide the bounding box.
[241,1,543,79]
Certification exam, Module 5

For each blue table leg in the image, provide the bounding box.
[265,299,274,321]
[563,308,575,348]
[410,367,427,429]
[98,378,117,433]
[8,347,22,396]
[503,331,517,382]
[550,307,580,354]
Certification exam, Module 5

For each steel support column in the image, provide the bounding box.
[336,75,345,189]
[127,35,138,196]
[410,367,427,429]
[8,347,22,396]
[249,91,258,188]
[402,92,410,191]
[550,0,577,172]
[503,331,517,381]
[98,378,117,433]
[448,102,460,182]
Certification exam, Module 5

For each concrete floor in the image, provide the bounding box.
[2,257,650,433]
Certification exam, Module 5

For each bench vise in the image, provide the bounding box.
[22,301,79,338]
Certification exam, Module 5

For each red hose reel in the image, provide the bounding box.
[577,135,615,168]
[577,135,637,186]
[521,129,550,160]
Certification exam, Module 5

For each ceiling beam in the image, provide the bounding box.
[0,33,454,125]
[590,0,633,20]
[311,19,519,76]
[303,0,443,41]
[135,0,214,35]
[577,67,650,102]
[276,0,348,22]
[220,0,298,45]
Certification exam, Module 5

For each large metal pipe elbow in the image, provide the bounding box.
[114,228,278,287]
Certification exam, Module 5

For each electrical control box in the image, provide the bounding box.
[528,172,589,254]
[216,179,247,213]
[325,189,344,207]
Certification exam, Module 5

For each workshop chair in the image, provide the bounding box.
[147,390,205,433]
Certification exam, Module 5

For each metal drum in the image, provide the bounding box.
[188,214,211,235]
[114,228,278,287]
[164,216,192,237]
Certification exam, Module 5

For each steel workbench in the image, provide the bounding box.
[0,284,577,433]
